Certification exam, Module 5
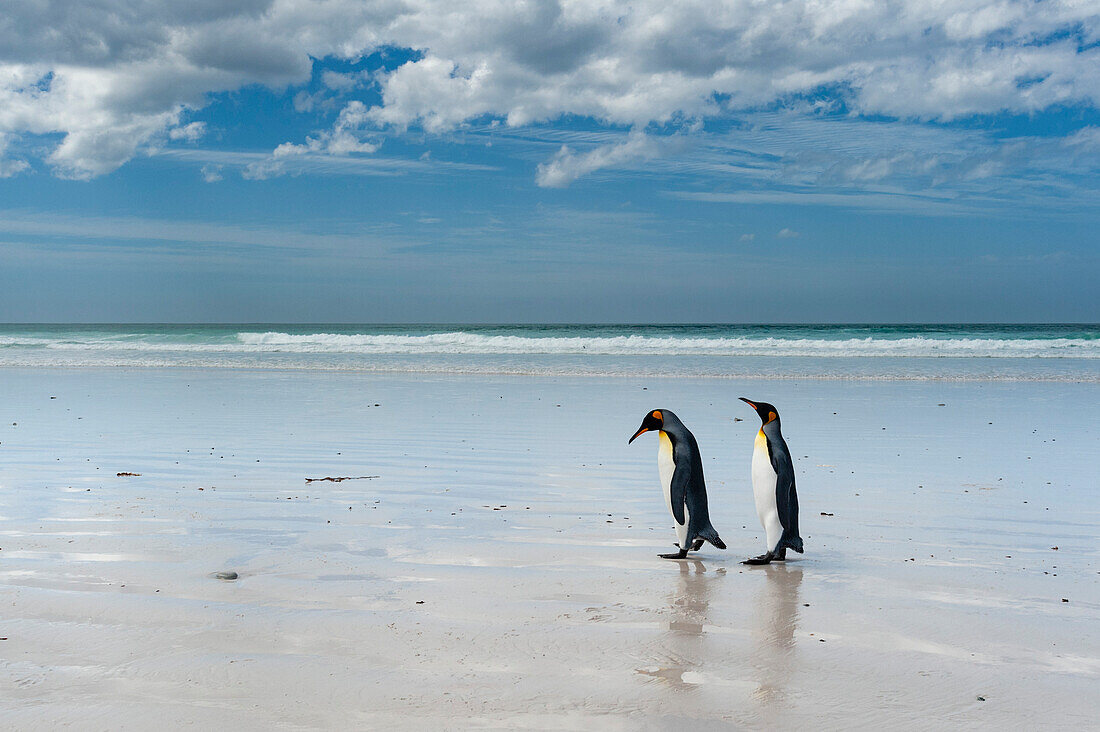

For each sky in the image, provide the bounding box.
[0,0,1098,323]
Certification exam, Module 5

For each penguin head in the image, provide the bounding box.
[739,397,780,426]
[628,409,666,443]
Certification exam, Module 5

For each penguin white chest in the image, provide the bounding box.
[658,432,689,544]
[751,431,783,552]
[657,432,678,521]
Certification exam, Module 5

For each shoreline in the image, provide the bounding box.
[0,363,1096,383]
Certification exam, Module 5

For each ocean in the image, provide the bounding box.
[0,323,1097,380]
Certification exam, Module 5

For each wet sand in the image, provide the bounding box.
[1,369,1097,728]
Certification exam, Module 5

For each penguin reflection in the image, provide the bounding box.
[668,560,713,636]
[750,564,804,707]
[639,560,720,686]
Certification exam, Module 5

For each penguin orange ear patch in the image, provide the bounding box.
[768,411,777,423]
[652,410,663,421]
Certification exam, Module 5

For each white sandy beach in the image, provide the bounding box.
[1,368,1097,729]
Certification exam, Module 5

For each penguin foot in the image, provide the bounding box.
[691,539,705,551]
[742,553,773,565]
[659,549,689,560]
[772,547,787,561]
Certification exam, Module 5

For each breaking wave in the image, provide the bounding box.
[1,325,1097,379]
[229,331,1100,358]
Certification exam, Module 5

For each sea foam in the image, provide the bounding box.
[0,325,1097,379]
[234,331,1100,358]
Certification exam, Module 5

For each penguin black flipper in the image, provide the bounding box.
[766,434,804,554]
[679,451,725,551]
[683,481,726,550]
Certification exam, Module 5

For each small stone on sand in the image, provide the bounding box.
[214,571,239,581]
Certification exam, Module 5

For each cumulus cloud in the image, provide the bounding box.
[739,233,755,242]
[200,164,223,182]
[1,0,1099,179]
[777,228,800,238]
[358,0,1100,131]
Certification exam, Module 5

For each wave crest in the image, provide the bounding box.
[232,331,1100,358]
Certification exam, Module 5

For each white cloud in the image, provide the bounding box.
[0,208,388,254]
[0,1,1099,179]
[0,158,29,178]
[674,189,976,215]
[292,90,325,113]
[658,114,1100,212]
[739,233,755,242]
[169,121,206,142]
[1064,126,1100,151]
[321,70,366,92]
[200,164,223,182]
[777,227,800,238]
[0,133,29,177]
[360,0,1100,130]
[245,100,380,178]
[535,130,677,187]
[162,147,497,180]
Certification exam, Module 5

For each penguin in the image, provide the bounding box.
[739,398,803,565]
[629,410,727,560]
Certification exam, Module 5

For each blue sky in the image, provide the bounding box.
[0,1,1098,322]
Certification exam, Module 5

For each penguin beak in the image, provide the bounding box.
[739,397,758,411]
[628,425,649,444]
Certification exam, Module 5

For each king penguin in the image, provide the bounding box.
[629,410,727,559]
[739,398,803,565]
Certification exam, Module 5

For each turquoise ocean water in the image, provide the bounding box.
[0,324,1096,380]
